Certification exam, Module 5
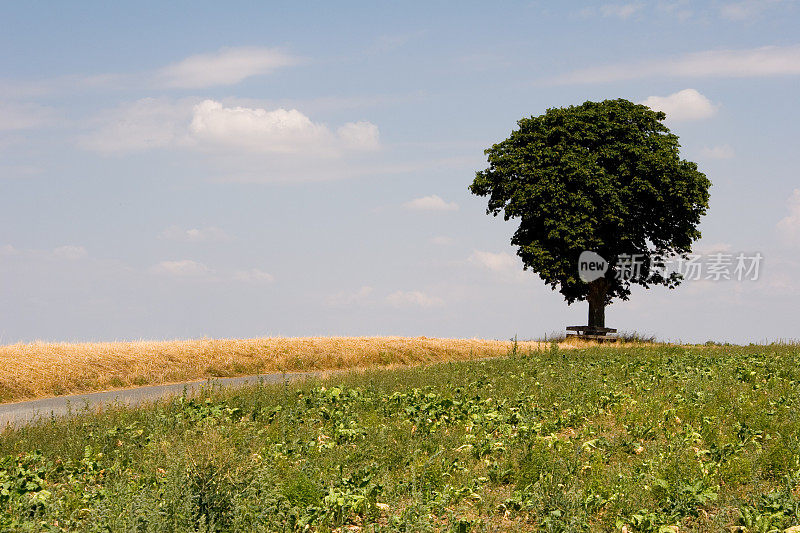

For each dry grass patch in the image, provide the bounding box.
[0,336,551,403]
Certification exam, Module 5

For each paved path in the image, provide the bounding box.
[0,371,323,428]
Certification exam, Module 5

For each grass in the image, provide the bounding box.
[0,336,552,403]
[535,331,658,343]
[1,343,800,531]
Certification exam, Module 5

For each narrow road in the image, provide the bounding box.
[0,371,322,428]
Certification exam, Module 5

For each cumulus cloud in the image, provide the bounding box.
[337,121,381,150]
[640,89,718,121]
[80,98,380,158]
[700,144,735,159]
[159,226,230,243]
[190,100,380,154]
[469,250,531,283]
[386,290,444,308]
[327,286,374,307]
[150,259,213,278]
[52,245,88,260]
[232,268,275,284]
[469,250,523,278]
[403,195,459,211]
[156,47,298,89]
[550,45,800,84]
[0,102,54,131]
[190,100,330,153]
[777,189,800,245]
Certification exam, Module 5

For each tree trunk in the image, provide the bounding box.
[587,278,608,329]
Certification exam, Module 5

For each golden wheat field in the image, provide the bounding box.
[0,336,569,404]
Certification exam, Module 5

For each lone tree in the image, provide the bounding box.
[469,99,711,329]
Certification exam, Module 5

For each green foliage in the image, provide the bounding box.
[0,344,799,531]
[469,99,711,304]
[736,474,800,532]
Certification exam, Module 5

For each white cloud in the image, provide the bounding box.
[327,286,374,307]
[189,100,332,153]
[52,245,88,260]
[78,97,195,153]
[150,259,213,278]
[337,121,381,150]
[403,195,459,211]
[550,45,800,84]
[189,100,380,154]
[232,268,274,283]
[80,98,380,158]
[639,89,719,121]
[762,270,800,296]
[159,226,230,243]
[430,236,455,246]
[600,3,643,18]
[157,47,298,89]
[657,1,693,21]
[0,48,297,98]
[579,3,643,18]
[720,0,785,20]
[0,102,54,131]
[777,189,800,245]
[700,144,735,159]
[469,250,524,280]
[386,290,444,308]
[3,244,90,259]
[720,1,761,20]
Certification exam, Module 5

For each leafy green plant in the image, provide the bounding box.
[0,344,798,531]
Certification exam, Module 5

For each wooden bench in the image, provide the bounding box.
[566,326,618,342]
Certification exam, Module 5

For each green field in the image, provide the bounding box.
[2,344,800,532]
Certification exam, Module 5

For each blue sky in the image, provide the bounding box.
[1,1,799,344]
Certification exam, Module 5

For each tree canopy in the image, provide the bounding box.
[469,99,711,326]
